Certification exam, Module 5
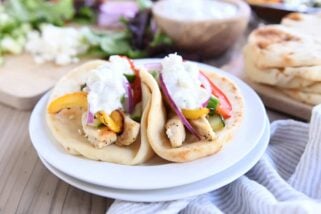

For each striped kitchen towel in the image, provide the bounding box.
[107,104,321,214]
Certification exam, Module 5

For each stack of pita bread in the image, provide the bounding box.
[243,13,321,105]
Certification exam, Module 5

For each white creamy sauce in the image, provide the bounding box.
[86,56,132,114]
[161,54,210,109]
[159,0,237,21]
[109,55,134,75]
[25,24,89,65]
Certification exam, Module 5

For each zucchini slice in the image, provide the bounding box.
[208,114,225,132]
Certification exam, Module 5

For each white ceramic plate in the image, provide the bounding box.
[29,59,267,190]
[38,118,270,202]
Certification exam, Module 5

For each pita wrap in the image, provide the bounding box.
[244,44,317,88]
[300,82,321,94]
[145,70,244,163]
[46,60,155,165]
[282,13,321,39]
[246,25,321,69]
[281,89,321,105]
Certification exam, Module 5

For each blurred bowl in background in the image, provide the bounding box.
[152,0,250,58]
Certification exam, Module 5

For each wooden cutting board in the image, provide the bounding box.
[219,55,313,121]
[0,54,90,110]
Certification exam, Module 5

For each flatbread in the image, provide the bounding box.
[300,83,321,94]
[281,89,321,105]
[46,60,155,165]
[244,44,317,88]
[246,25,321,69]
[282,13,321,39]
[244,13,321,106]
[145,70,244,162]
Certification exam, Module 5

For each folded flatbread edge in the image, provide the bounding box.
[45,60,155,165]
[143,69,245,162]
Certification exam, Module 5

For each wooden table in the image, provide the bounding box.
[0,100,289,213]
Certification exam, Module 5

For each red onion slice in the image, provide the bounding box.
[159,74,201,140]
[86,109,95,124]
[123,79,134,114]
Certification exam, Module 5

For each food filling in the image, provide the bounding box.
[48,55,142,148]
[86,56,131,114]
[156,54,232,148]
[161,54,211,109]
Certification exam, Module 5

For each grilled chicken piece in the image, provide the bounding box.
[190,116,216,141]
[81,113,117,148]
[116,115,140,146]
[165,115,186,147]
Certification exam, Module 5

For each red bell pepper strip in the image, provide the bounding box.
[200,71,232,119]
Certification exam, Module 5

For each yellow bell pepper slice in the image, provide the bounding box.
[48,92,88,114]
[96,111,123,133]
[182,108,210,120]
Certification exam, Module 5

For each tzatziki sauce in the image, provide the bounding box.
[161,54,211,109]
[158,0,237,21]
[86,56,131,114]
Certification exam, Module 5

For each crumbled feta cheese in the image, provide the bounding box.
[25,24,90,65]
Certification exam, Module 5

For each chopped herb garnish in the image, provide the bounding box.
[124,74,136,83]
[120,95,125,104]
[150,70,159,79]
[80,83,87,91]
[207,96,220,116]
[96,123,105,128]
[131,115,141,122]
[208,114,225,132]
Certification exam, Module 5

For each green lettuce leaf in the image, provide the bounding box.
[7,0,75,26]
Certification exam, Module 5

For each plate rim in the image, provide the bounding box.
[38,118,270,202]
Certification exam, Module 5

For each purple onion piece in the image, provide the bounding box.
[123,79,135,114]
[86,109,95,124]
[159,74,201,140]
[201,98,210,108]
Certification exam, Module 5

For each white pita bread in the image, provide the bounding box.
[244,13,321,106]
[282,13,321,39]
[247,25,321,69]
[145,70,244,163]
[300,82,321,94]
[281,89,321,105]
[46,60,155,165]
[244,44,317,88]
